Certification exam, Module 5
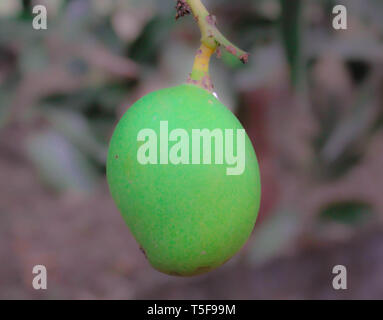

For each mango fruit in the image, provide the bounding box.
[107,84,261,276]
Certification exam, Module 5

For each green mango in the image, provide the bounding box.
[107,84,261,276]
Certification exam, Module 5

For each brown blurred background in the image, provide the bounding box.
[1,0,383,299]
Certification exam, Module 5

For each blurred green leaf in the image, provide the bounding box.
[249,209,299,265]
[42,83,127,113]
[25,130,99,193]
[0,0,22,18]
[319,201,373,225]
[19,43,48,73]
[317,75,379,178]
[221,47,245,69]
[280,0,303,88]
[0,87,12,128]
[129,15,174,65]
[44,108,108,164]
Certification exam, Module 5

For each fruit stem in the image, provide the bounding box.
[178,0,249,92]
[187,43,215,91]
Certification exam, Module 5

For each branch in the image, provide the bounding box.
[185,0,248,62]
[175,0,249,92]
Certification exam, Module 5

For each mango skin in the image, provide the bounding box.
[106,84,261,276]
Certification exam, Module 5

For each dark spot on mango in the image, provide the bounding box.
[139,246,147,258]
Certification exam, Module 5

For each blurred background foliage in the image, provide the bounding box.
[1,0,383,299]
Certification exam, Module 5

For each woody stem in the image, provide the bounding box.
[182,0,249,92]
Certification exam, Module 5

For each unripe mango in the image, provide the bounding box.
[107,84,261,276]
